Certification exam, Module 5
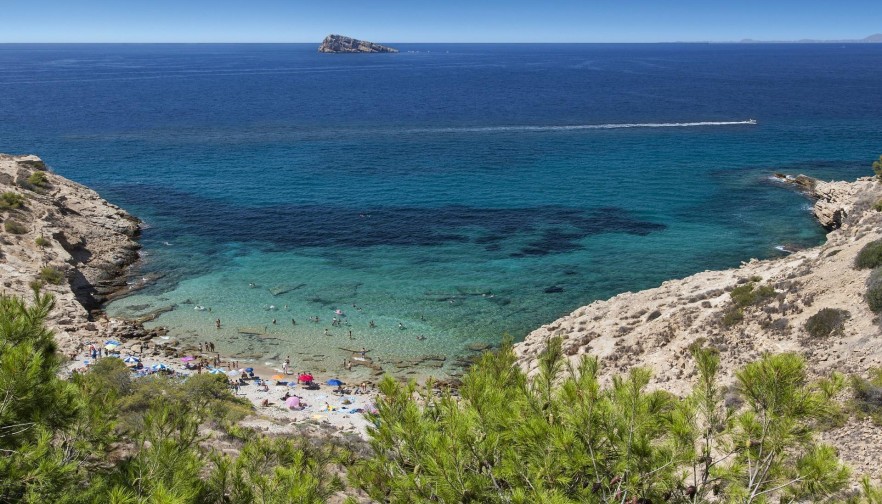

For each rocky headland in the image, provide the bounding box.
[318,34,398,53]
[514,174,882,476]
[0,154,152,355]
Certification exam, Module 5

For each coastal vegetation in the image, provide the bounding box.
[38,266,64,285]
[353,338,857,503]
[0,191,25,210]
[35,235,50,247]
[805,308,850,338]
[851,368,882,427]
[0,291,355,503]
[3,219,27,234]
[721,280,776,328]
[855,239,882,270]
[865,269,882,313]
[25,170,47,188]
[1,292,881,502]
[873,155,882,180]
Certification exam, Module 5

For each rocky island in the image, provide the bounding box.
[318,34,398,53]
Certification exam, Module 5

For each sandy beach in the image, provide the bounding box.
[64,346,378,437]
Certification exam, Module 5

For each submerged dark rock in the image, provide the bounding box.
[319,34,398,53]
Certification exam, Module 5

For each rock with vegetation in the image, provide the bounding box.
[0,154,141,356]
[318,34,398,53]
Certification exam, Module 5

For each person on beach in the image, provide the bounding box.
[291,318,296,326]
[360,347,367,357]
[348,330,353,340]
[215,319,221,329]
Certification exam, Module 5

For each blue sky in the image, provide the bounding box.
[3,0,880,43]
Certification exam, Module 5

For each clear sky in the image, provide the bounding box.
[2,0,880,43]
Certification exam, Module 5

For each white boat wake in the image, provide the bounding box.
[404,120,757,134]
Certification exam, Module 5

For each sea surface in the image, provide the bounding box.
[1,43,881,379]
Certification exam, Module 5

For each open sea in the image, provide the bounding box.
[1,43,881,378]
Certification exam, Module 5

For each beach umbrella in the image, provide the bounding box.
[208,368,226,375]
[226,370,239,377]
[298,373,313,382]
[271,374,284,380]
[104,343,120,351]
[181,356,195,362]
[326,379,343,386]
[285,396,301,409]
[245,367,254,372]
[151,363,169,371]
[123,356,140,364]
[105,340,122,346]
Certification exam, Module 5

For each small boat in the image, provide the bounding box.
[747,118,757,124]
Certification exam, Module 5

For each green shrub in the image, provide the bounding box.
[4,219,27,235]
[38,267,64,285]
[26,170,48,187]
[867,268,882,313]
[851,369,882,426]
[804,308,850,338]
[855,239,882,269]
[35,236,50,247]
[873,155,882,181]
[0,191,25,210]
[874,199,882,212]
[722,307,744,327]
[730,282,776,308]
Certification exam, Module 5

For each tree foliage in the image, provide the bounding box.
[0,292,877,503]
[353,339,853,503]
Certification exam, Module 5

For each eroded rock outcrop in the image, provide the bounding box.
[318,34,398,53]
[0,154,143,354]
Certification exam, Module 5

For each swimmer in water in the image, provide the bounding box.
[369,320,375,328]
[398,322,405,330]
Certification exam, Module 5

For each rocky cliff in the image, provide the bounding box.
[0,154,150,354]
[318,34,398,53]
[514,174,882,475]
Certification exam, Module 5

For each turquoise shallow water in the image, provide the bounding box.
[0,44,880,378]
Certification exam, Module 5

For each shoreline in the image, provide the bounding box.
[5,151,880,452]
[0,154,378,437]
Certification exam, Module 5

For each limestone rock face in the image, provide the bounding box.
[318,34,398,53]
[0,154,142,354]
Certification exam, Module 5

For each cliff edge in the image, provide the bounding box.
[514,174,882,475]
[318,34,398,53]
[0,154,144,355]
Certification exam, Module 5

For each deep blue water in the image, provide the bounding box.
[1,43,881,376]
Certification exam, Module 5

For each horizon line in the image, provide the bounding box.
[1,40,880,45]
